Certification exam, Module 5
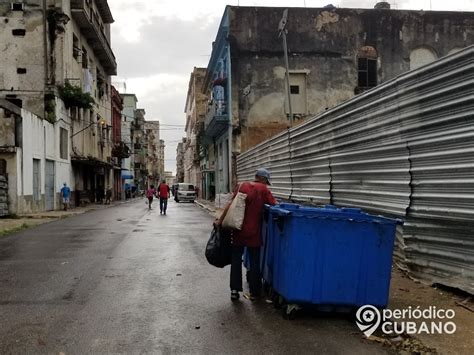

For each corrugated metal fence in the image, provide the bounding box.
[236,46,474,294]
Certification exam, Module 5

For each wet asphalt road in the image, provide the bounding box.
[0,199,390,354]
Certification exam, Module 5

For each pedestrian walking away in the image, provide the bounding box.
[60,183,71,211]
[158,180,171,215]
[146,185,156,210]
[215,168,277,301]
[105,186,112,204]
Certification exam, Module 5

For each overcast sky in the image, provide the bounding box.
[108,0,473,174]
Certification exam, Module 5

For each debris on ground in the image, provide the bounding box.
[454,297,474,313]
[366,334,437,354]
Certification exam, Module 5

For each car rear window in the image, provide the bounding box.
[178,184,194,191]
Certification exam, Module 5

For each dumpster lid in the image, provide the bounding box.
[269,204,402,225]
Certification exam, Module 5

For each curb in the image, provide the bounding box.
[16,198,139,220]
[195,200,216,215]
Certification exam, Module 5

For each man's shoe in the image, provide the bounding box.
[231,290,240,301]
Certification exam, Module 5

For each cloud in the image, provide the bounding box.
[109,11,219,172]
[112,16,218,78]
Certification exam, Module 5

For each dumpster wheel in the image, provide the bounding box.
[272,294,284,309]
[282,304,301,320]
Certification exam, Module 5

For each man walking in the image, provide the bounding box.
[158,179,170,215]
[215,168,277,301]
[60,183,71,211]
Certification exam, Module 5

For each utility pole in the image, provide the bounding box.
[278,9,293,127]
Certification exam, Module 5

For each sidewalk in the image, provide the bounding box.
[0,198,137,236]
[195,199,219,218]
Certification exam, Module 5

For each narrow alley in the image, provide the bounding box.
[0,200,390,354]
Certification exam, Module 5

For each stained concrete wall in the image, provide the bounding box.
[0,108,16,147]
[0,2,46,117]
[227,6,474,152]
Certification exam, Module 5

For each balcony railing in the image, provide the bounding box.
[204,103,228,138]
[71,0,117,75]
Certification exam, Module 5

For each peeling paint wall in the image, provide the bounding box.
[184,68,206,188]
[0,108,16,147]
[0,2,46,117]
[227,6,474,153]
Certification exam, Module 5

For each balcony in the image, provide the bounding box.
[71,0,117,75]
[204,103,228,138]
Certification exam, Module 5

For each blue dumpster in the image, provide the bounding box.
[263,204,400,309]
[261,203,326,288]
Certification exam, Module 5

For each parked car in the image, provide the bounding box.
[175,183,196,203]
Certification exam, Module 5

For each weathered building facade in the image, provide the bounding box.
[203,5,474,194]
[0,99,71,214]
[0,0,117,210]
[132,108,146,192]
[111,85,125,201]
[159,139,165,178]
[144,121,161,186]
[184,68,207,193]
[175,139,186,183]
[120,93,136,195]
[164,171,174,186]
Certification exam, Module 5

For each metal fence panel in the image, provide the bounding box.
[235,46,474,293]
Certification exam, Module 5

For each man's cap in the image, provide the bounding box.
[256,168,271,185]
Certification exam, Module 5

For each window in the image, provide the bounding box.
[81,47,88,69]
[17,68,27,74]
[12,29,26,36]
[11,3,25,11]
[73,34,80,60]
[60,128,68,160]
[357,46,378,90]
[290,85,299,94]
[358,58,377,87]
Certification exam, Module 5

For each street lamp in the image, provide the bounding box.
[278,9,293,127]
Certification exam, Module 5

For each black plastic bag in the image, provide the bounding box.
[205,226,232,268]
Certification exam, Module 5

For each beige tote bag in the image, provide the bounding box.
[222,184,247,230]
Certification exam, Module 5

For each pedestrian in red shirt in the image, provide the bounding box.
[215,168,277,301]
[158,180,171,215]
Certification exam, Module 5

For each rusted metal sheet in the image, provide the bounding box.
[236,46,474,293]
